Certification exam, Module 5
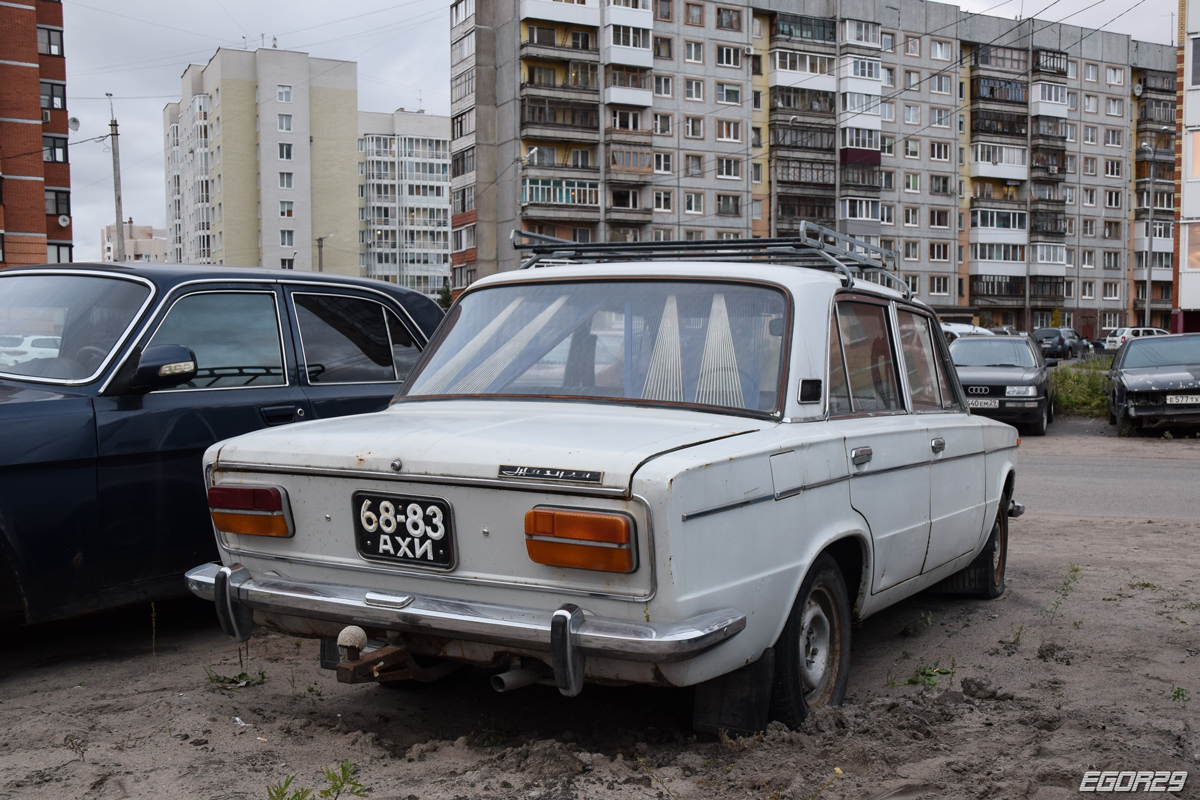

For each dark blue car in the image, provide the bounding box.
[0,263,442,625]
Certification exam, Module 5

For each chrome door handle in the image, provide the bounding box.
[851,446,873,466]
[931,438,946,453]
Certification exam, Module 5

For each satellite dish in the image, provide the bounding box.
[57,214,70,227]
[67,117,80,132]
[1133,83,1144,97]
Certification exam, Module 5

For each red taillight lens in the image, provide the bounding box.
[525,507,635,573]
[208,485,292,537]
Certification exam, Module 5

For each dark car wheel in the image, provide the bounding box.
[1047,398,1055,424]
[1028,402,1048,436]
[769,554,851,728]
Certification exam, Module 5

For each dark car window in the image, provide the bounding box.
[835,301,903,413]
[295,294,396,384]
[1121,337,1200,369]
[949,338,1037,368]
[896,309,943,412]
[148,291,285,389]
[0,273,150,380]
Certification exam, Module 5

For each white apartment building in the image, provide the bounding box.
[163,47,360,275]
[358,110,452,299]
[1176,0,1200,330]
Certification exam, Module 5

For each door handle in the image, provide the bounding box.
[931,437,946,453]
[851,446,873,466]
[260,404,302,425]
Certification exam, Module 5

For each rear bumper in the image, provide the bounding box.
[185,562,746,665]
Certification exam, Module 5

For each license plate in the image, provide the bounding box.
[967,398,999,409]
[1166,394,1197,405]
[353,491,454,568]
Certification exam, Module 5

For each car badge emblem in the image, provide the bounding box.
[498,465,603,483]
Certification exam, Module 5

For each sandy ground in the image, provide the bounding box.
[1,422,1198,799]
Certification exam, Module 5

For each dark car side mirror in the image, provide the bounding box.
[130,344,198,392]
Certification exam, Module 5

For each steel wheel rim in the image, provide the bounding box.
[799,586,837,704]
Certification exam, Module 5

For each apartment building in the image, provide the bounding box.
[450,0,1175,337]
[358,110,452,298]
[164,48,359,274]
[100,218,168,263]
[1175,0,1200,331]
[0,0,72,268]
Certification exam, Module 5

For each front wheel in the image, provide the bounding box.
[1027,402,1048,436]
[769,554,851,728]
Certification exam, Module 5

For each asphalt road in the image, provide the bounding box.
[1015,415,1200,520]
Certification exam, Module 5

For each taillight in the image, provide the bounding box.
[208,485,293,537]
[1058,337,1063,344]
[524,507,636,573]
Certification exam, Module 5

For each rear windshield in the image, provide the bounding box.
[0,273,150,381]
[1033,328,1058,339]
[949,337,1037,368]
[1121,337,1200,369]
[403,280,788,414]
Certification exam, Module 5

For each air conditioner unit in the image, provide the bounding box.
[42,110,51,123]
[743,45,755,56]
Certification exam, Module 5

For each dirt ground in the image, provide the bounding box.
[1,422,1198,799]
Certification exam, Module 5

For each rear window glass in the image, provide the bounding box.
[949,338,1037,368]
[403,280,788,414]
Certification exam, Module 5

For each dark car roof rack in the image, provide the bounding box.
[510,221,909,299]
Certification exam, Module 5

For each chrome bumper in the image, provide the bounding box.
[185,562,746,666]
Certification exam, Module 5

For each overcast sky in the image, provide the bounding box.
[63,0,1176,262]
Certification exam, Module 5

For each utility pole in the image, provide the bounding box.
[1142,141,1154,327]
[316,233,334,272]
[107,93,126,262]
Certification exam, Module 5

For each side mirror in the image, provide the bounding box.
[130,344,198,392]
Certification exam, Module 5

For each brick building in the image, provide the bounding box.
[0,0,72,268]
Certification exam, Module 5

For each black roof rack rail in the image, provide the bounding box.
[510,222,908,299]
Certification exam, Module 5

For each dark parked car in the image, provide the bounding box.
[949,334,1056,436]
[1033,327,1088,360]
[0,264,442,624]
[1105,333,1200,432]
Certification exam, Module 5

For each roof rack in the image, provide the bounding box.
[510,221,908,299]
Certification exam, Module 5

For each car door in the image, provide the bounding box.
[826,298,931,593]
[894,307,988,573]
[95,284,312,592]
[285,287,424,419]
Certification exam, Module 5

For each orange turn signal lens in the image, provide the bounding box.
[524,507,635,573]
[209,485,293,538]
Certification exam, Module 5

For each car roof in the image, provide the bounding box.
[3,262,443,336]
[467,260,909,304]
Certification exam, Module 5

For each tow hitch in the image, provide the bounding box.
[333,625,460,684]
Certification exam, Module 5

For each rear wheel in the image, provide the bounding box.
[769,554,851,728]
[934,498,1008,599]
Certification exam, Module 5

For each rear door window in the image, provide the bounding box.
[833,301,903,413]
[294,294,414,384]
[896,309,943,412]
[147,291,285,389]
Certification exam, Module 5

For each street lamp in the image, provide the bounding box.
[315,233,335,273]
[1140,125,1171,327]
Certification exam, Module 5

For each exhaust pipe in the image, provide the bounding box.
[491,661,548,693]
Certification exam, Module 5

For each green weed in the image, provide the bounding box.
[266,760,370,800]
[1053,361,1111,416]
[1171,685,1190,703]
[906,661,952,687]
[204,666,266,690]
[1039,563,1082,625]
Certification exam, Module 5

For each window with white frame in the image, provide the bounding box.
[843,20,881,46]
[904,173,920,193]
[905,70,920,89]
[1103,311,1120,330]
[280,229,294,247]
[653,152,672,173]
[716,83,741,104]
[881,101,895,121]
[931,40,951,60]
[277,84,292,102]
[716,45,741,67]
[842,127,879,149]
[278,142,292,160]
[841,197,881,220]
[685,116,703,137]
[881,204,895,224]
[903,240,919,260]
[1063,186,1075,204]
[1063,122,1076,142]
[1104,128,1123,147]
[882,66,895,87]
[903,206,919,225]
[1082,250,1095,268]
[1065,279,1075,298]
[685,40,703,62]
[930,140,950,161]
[611,25,651,48]
[1102,280,1120,300]
[1082,280,1095,299]
[850,57,880,79]
[1105,97,1123,116]
[685,191,703,213]
[654,75,673,96]
[904,35,920,56]
[1037,83,1066,103]
[904,104,920,124]
[1105,66,1123,85]
[279,200,293,218]
[1103,251,1121,270]
[1036,244,1065,263]
[279,171,293,189]
[278,114,292,132]
[685,78,703,100]
[904,274,920,294]
[653,189,673,211]
[930,107,950,127]
[903,138,919,158]
[1083,158,1096,176]
[929,208,949,228]
[930,74,950,94]
[716,119,740,141]
[930,275,949,295]
[929,241,950,261]
[1104,189,1122,208]
[1085,63,1098,81]
[842,92,880,115]
[716,157,741,178]
[1104,159,1122,178]
[653,113,671,134]
[1084,95,1098,113]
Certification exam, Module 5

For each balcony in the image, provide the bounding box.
[970,77,1028,106]
[520,38,600,63]
[607,143,652,182]
[970,275,1026,301]
[520,0,599,26]
[1030,117,1066,150]
[1030,211,1066,239]
[774,157,836,186]
[1132,297,1173,311]
[840,163,880,190]
[971,110,1028,140]
[970,195,1024,210]
[1033,50,1068,76]
[606,205,652,224]
[1137,71,1177,95]
[603,126,652,146]
[1133,266,1173,283]
[521,156,600,179]
[769,91,837,121]
[520,98,600,142]
[1030,151,1065,182]
[1030,277,1066,303]
[776,195,835,229]
[521,74,600,102]
[603,66,652,106]
[770,123,836,152]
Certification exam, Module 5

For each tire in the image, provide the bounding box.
[1028,402,1048,436]
[769,554,851,728]
[1108,400,1116,426]
[1046,398,1055,425]
[935,499,1009,599]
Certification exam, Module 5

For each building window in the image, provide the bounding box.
[1104,128,1123,147]
[1102,280,1120,300]
[278,142,293,160]
[1082,250,1096,268]
[930,141,950,161]
[610,189,641,209]
[882,66,895,87]
[904,173,920,193]
[752,162,762,183]
[1081,280,1095,299]
[903,206,919,226]
[715,194,740,216]
[881,204,895,224]
[880,102,895,121]
[716,157,741,178]
[280,229,294,247]
[280,200,293,218]
[930,276,950,295]
[903,241,919,260]
[611,25,651,48]
[1105,97,1124,116]
[931,40,951,60]
[685,191,703,213]
[904,104,920,125]
[653,113,671,134]
[904,35,920,56]
[903,138,919,158]
[684,2,702,24]
[685,154,703,175]
[654,75,673,97]
[37,27,63,56]
[45,190,70,216]
[930,107,950,127]
[930,74,950,94]
[1084,95,1098,113]
[281,258,294,270]
[929,208,949,228]
[1083,158,1096,177]
[653,152,673,174]
[1102,311,1120,330]
[1105,66,1124,85]
[716,45,741,68]
[685,40,703,62]
[277,84,292,102]
[278,114,292,132]
[653,190,673,211]
[279,172,293,189]
[42,136,68,163]
[654,0,672,21]
[715,7,742,30]
[685,78,704,101]
[1103,159,1122,178]
[1104,189,1122,209]
[685,116,703,138]
[929,242,950,261]
[905,70,920,89]
[40,82,66,110]
[716,119,740,141]
[716,83,741,104]
[654,36,673,59]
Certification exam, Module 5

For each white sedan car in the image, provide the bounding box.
[187,230,1022,733]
